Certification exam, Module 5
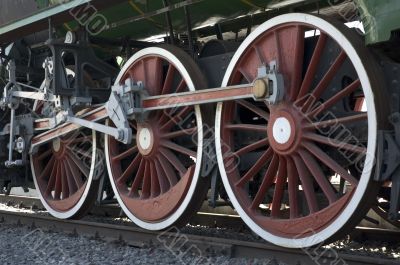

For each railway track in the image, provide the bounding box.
[1,194,400,245]
[0,209,398,265]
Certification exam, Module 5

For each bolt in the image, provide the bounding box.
[117,129,125,141]
[253,78,269,99]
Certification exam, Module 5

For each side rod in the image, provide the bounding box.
[30,80,269,147]
[142,80,268,110]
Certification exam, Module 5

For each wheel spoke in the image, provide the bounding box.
[271,156,287,217]
[309,79,361,117]
[161,63,176,95]
[288,25,305,101]
[117,154,142,184]
[141,161,151,199]
[224,123,268,132]
[63,160,77,195]
[157,155,179,186]
[303,132,367,154]
[292,154,319,214]
[142,57,163,96]
[66,145,92,159]
[238,66,254,83]
[45,160,58,197]
[129,159,146,197]
[237,100,269,121]
[54,162,62,200]
[236,148,272,187]
[61,162,69,199]
[160,147,187,175]
[274,30,282,66]
[253,45,265,64]
[162,127,197,139]
[175,79,187,93]
[155,79,188,126]
[37,149,52,161]
[161,140,196,158]
[39,156,55,180]
[303,50,347,111]
[287,156,299,218]
[149,160,161,197]
[303,141,358,186]
[65,157,84,188]
[67,150,90,178]
[298,149,337,204]
[250,154,279,209]
[234,138,269,157]
[113,146,138,161]
[154,158,170,193]
[161,106,192,131]
[297,33,328,99]
[305,113,367,129]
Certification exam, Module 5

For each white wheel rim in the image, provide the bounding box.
[215,13,377,248]
[30,130,97,219]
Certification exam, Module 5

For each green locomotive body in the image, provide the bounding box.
[0,0,398,45]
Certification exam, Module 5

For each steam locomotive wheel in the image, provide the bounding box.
[31,128,100,219]
[105,46,208,230]
[31,66,102,219]
[215,14,389,248]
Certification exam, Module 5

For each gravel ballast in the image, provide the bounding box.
[0,223,282,265]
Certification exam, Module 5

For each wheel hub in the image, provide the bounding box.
[52,138,62,152]
[267,107,302,154]
[272,117,291,144]
[137,124,155,156]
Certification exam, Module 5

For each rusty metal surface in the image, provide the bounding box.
[142,84,255,110]
[31,106,107,146]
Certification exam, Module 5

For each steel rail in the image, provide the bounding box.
[0,210,398,265]
[1,194,400,245]
[1,194,400,237]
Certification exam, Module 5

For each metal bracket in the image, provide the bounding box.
[257,61,284,105]
[375,113,400,220]
[61,79,142,145]
[3,60,23,168]
[108,78,145,118]
[104,78,145,143]
[66,113,130,144]
[55,79,142,145]
[201,136,217,177]
[208,167,220,208]
[375,130,400,182]
[201,135,220,208]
